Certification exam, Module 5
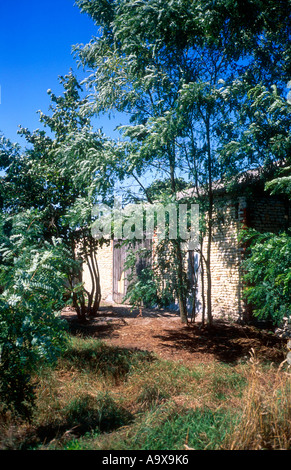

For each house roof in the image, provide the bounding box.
[177,164,285,201]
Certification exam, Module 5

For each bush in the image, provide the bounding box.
[242,229,291,326]
[0,299,67,417]
[0,211,69,416]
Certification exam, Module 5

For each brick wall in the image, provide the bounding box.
[199,193,290,322]
[199,196,246,321]
[82,191,290,320]
[247,195,289,233]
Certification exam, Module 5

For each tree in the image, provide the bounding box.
[75,0,290,325]
[122,179,192,315]
[240,69,291,327]
[0,72,117,321]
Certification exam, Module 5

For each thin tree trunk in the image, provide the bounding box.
[174,239,188,324]
[89,244,101,316]
[205,114,213,327]
[200,245,206,327]
[189,251,199,323]
[83,239,94,315]
[169,143,188,324]
[81,233,101,317]
[71,238,87,322]
[72,270,87,323]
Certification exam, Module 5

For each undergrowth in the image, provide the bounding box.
[0,336,290,450]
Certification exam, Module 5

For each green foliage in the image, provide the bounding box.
[143,178,189,203]
[0,134,20,173]
[0,210,69,416]
[124,265,161,309]
[241,229,291,325]
[265,166,291,198]
[1,0,290,418]
[123,248,160,309]
[123,242,185,310]
[75,0,290,325]
[1,71,121,322]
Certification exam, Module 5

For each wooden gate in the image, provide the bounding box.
[113,239,152,304]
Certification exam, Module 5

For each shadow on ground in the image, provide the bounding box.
[153,321,285,364]
[62,304,286,365]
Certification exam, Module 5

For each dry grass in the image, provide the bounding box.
[227,349,291,450]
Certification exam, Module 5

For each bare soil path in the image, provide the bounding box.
[61,302,286,365]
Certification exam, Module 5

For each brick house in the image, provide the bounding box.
[83,169,290,322]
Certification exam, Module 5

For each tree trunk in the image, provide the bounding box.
[173,239,188,324]
[200,245,206,327]
[70,239,87,323]
[205,114,213,327]
[89,245,101,316]
[73,294,87,323]
[72,270,87,323]
[168,143,188,324]
[83,238,101,317]
[84,244,95,315]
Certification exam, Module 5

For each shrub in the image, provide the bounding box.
[0,211,70,416]
[241,229,291,326]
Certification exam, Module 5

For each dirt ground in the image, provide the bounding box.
[61,302,287,365]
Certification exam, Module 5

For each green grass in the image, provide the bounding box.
[60,402,238,451]
[210,365,247,401]
[131,406,236,450]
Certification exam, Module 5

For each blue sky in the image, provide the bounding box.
[0,0,122,147]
